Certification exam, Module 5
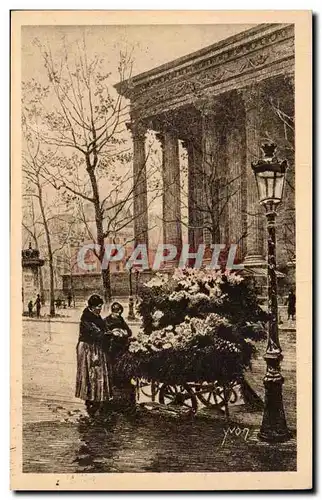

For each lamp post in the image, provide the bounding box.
[135,268,140,307]
[128,265,136,321]
[251,143,292,443]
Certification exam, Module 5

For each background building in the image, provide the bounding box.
[115,23,295,294]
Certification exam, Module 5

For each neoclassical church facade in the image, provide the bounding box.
[115,24,295,279]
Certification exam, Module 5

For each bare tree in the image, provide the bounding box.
[261,75,295,263]
[22,35,163,303]
[22,132,58,316]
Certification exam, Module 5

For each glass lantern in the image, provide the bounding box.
[251,143,288,207]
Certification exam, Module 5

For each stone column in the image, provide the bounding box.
[240,86,265,266]
[158,128,182,257]
[127,121,149,249]
[217,132,229,245]
[199,99,221,246]
[226,95,247,261]
[184,138,204,251]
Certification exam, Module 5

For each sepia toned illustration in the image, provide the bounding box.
[12,11,312,490]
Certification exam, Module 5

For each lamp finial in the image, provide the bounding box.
[261,142,277,161]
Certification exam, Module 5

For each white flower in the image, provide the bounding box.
[189,292,210,306]
[175,323,186,336]
[188,283,200,294]
[150,331,162,343]
[205,313,230,329]
[225,271,244,284]
[129,341,142,353]
[144,277,163,288]
[190,317,205,333]
[172,268,185,281]
[137,333,150,347]
[152,309,164,327]
[152,310,164,321]
[164,331,176,343]
[145,273,168,288]
[112,328,127,338]
[169,290,188,302]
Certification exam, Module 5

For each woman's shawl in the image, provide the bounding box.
[78,307,107,344]
[104,315,132,337]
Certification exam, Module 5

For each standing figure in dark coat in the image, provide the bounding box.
[28,300,33,318]
[35,294,41,318]
[286,289,296,320]
[75,294,113,416]
[104,302,132,362]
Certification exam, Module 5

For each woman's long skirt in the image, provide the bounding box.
[75,341,113,402]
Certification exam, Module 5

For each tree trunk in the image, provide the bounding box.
[70,272,76,307]
[37,181,55,317]
[39,267,45,305]
[101,265,111,305]
[48,257,56,316]
[86,157,112,303]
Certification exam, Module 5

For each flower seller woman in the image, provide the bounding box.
[75,294,113,416]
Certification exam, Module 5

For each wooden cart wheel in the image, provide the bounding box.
[159,384,198,413]
[195,382,220,406]
[215,383,238,405]
[196,381,238,407]
[140,380,159,401]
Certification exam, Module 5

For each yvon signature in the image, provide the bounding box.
[221,426,252,447]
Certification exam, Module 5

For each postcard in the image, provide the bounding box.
[11,10,312,490]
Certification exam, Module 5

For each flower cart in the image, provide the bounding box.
[115,269,267,416]
[143,379,239,414]
[137,379,237,410]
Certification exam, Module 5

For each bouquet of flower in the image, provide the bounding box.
[111,328,128,338]
[115,269,267,384]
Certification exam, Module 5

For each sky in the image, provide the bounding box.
[21,24,254,84]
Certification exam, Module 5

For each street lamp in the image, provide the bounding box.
[128,265,136,321]
[251,142,292,443]
[135,268,140,307]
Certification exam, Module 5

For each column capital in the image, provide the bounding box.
[155,132,165,149]
[126,120,147,140]
[285,71,295,89]
[162,122,179,136]
[156,125,182,150]
[182,139,199,157]
[238,85,262,112]
[182,139,191,152]
[195,97,222,117]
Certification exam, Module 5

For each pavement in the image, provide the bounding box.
[22,318,296,473]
